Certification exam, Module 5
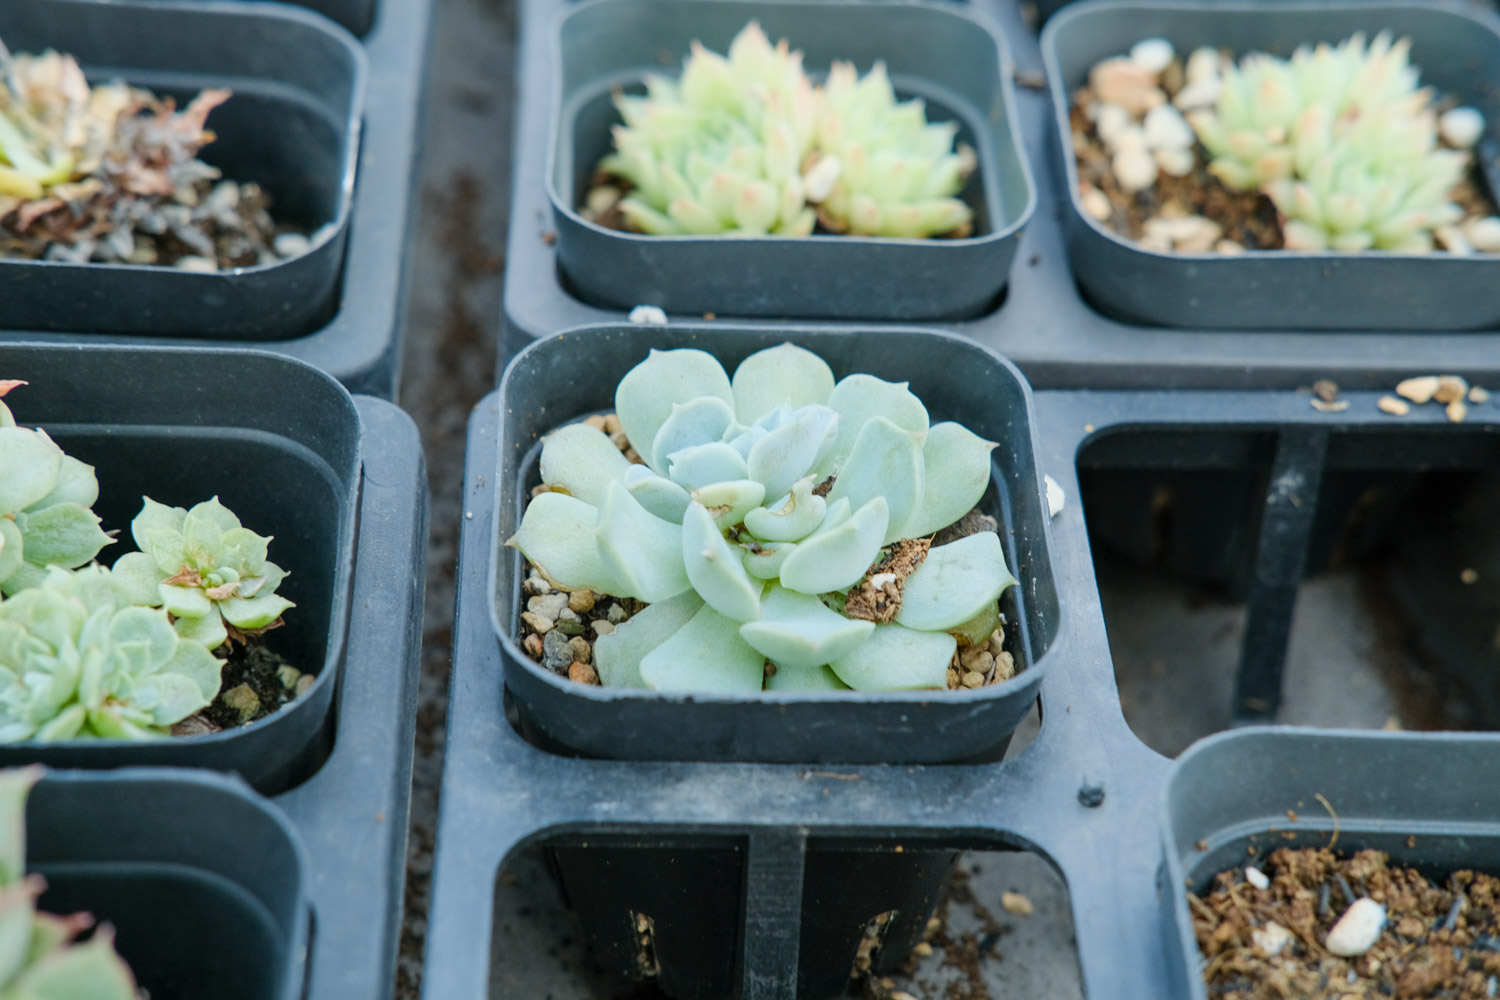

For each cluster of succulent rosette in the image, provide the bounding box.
[508,343,1017,693]
[593,21,976,239]
[0,381,293,741]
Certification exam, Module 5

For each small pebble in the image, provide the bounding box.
[1439,107,1486,149]
[1244,866,1270,890]
[568,589,596,613]
[568,635,592,665]
[1433,374,1470,404]
[175,255,219,273]
[911,941,934,957]
[295,674,314,697]
[628,305,668,325]
[1143,104,1194,150]
[1045,474,1066,518]
[1095,102,1133,149]
[1130,38,1175,74]
[960,648,995,674]
[1310,398,1350,412]
[1080,185,1112,222]
[993,651,1016,681]
[1214,239,1245,255]
[585,185,621,216]
[524,573,551,596]
[924,917,943,939]
[606,602,628,623]
[1326,898,1386,957]
[523,633,544,658]
[1155,147,1195,177]
[277,665,302,690]
[542,629,575,671]
[1252,921,1294,957]
[1001,891,1034,915]
[273,232,311,258]
[568,661,600,685]
[960,671,985,689]
[602,414,623,434]
[1470,386,1490,403]
[1448,399,1469,423]
[527,593,569,619]
[1173,77,1222,111]
[1396,375,1441,404]
[1113,146,1158,194]
[1090,57,1165,115]
[590,619,616,637]
[222,683,260,723]
[1377,395,1410,416]
[520,611,555,634]
[1465,217,1500,253]
[1436,224,1474,256]
[584,415,608,431]
[1185,47,1221,84]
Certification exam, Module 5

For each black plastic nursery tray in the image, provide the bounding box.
[3,345,427,1000]
[501,0,1500,389]
[0,0,433,397]
[493,324,1058,764]
[548,0,1035,321]
[427,379,1500,1000]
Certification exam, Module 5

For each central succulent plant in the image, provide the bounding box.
[0,380,111,597]
[0,566,223,741]
[1187,32,1467,251]
[594,21,974,240]
[508,344,1017,693]
[0,767,138,1000]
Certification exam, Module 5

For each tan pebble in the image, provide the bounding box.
[584,415,607,431]
[585,185,620,216]
[568,636,592,665]
[1174,77,1222,110]
[1310,398,1349,412]
[1001,892,1034,916]
[295,674,315,697]
[1138,230,1173,253]
[1155,147,1195,177]
[1377,396,1410,416]
[1434,375,1469,403]
[567,662,600,685]
[961,671,985,689]
[946,667,960,689]
[591,619,615,637]
[1448,399,1468,423]
[520,611,554,634]
[602,414,622,434]
[1383,716,1402,731]
[606,603,628,623]
[1089,57,1165,115]
[1469,386,1490,403]
[911,941,934,957]
[1214,239,1245,255]
[924,917,943,939]
[959,644,992,671]
[523,633,544,658]
[609,430,629,449]
[1396,375,1441,404]
[889,992,920,1000]
[1435,224,1474,256]
[624,448,643,464]
[1312,379,1339,403]
[568,589,596,613]
[1462,568,1479,585]
[988,634,1006,658]
[994,652,1016,681]
[222,683,260,722]
[277,665,302,690]
[1465,216,1500,253]
[1079,184,1112,222]
[1184,47,1221,84]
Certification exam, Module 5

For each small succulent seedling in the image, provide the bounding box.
[112,497,294,651]
[0,767,138,998]
[595,22,973,239]
[508,344,1017,693]
[0,566,223,741]
[1187,32,1466,251]
[0,380,111,597]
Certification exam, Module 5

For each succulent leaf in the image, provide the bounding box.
[828,622,955,690]
[778,496,889,594]
[615,349,735,475]
[639,602,767,692]
[825,418,924,545]
[594,590,704,689]
[903,422,997,539]
[595,481,691,603]
[895,533,1017,631]
[730,343,836,422]
[765,661,849,691]
[540,423,633,506]
[681,501,763,622]
[506,492,622,594]
[738,584,873,669]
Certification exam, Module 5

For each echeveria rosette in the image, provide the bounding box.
[111,497,294,651]
[811,61,975,239]
[0,566,224,742]
[1187,32,1465,251]
[0,381,112,597]
[507,343,1017,694]
[0,767,138,1000]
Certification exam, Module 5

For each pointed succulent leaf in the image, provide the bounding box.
[29,456,99,511]
[902,422,997,538]
[540,423,632,506]
[594,590,704,688]
[738,584,873,668]
[817,375,928,476]
[171,610,228,650]
[730,343,836,422]
[595,480,691,603]
[220,591,295,631]
[765,661,849,692]
[779,497,889,594]
[743,476,826,542]
[681,502,763,622]
[746,404,837,500]
[107,553,161,608]
[691,480,765,530]
[665,442,749,490]
[10,504,109,573]
[615,349,733,471]
[895,533,1016,631]
[650,397,737,475]
[826,417,924,545]
[640,603,767,693]
[828,622,954,690]
[0,428,61,515]
[506,492,622,594]
[159,584,212,621]
[622,465,692,523]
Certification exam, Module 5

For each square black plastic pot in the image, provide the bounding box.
[1160,727,1500,1000]
[547,0,1036,322]
[0,0,364,340]
[0,344,361,794]
[490,324,1060,764]
[1042,0,1500,331]
[29,768,310,1000]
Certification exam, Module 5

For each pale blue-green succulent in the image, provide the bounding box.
[111,497,294,651]
[508,344,1017,693]
[0,565,223,742]
[0,767,138,1000]
[1187,32,1466,251]
[0,381,111,597]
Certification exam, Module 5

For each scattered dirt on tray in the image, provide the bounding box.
[1193,847,1500,999]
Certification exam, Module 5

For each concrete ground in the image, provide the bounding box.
[392,0,1500,996]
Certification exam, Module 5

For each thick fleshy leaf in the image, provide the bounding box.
[742,539,797,579]
[594,590,703,689]
[743,476,825,542]
[829,622,953,690]
[12,929,138,1000]
[902,423,996,539]
[826,417,924,545]
[540,423,632,505]
[221,591,295,630]
[108,552,161,607]
[739,585,873,668]
[766,661,850,692]
[159,584,212,621]
[0,884,34,986]
[13,504,109,571]
[615,349,733,471]
[595,480,691,602]
[623,465,692,523]
[640,603,767,693]
[0,428,61,514]
[173,611,228,650]
[666,442,749,491]
[779,497,888,594]
[651,397,736,474]
[816,374,928,476]
[682,502,762,622]
[746,405,837,500]
[731,344,836,423]
[692,480,765,530]
[30,455,99,510]
[0,519,22,585]
[128,498,184,555]
[0,768,35,884]
[896,533,1016,631]
[505,492,621,594]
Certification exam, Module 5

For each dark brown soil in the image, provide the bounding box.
[172,640,306,734]
[1193,847,1500,999]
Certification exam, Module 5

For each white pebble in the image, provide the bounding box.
[1465,217,1500,253]
[1112,125,1149,154]
[1173,77,1222,111]
[628,305,668,325]
[1215,239,1245,255]
[1326,898,1386,957]
[174,255,219,273]
[1244,866,1270,890]
[1095,102,1134,149]
[1144,104,1195,151]
[1155,147,1195,177]
[1130,38,1175,75]
[274,232,312,258]
[1113,147,1158,193]
[1044,474,1065,518]
[1439,107,1486,149]
[1185,47,1222,84]
[1080,185,1112,222]
[1252,921,1293,957]
[1436,224,1475,255]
